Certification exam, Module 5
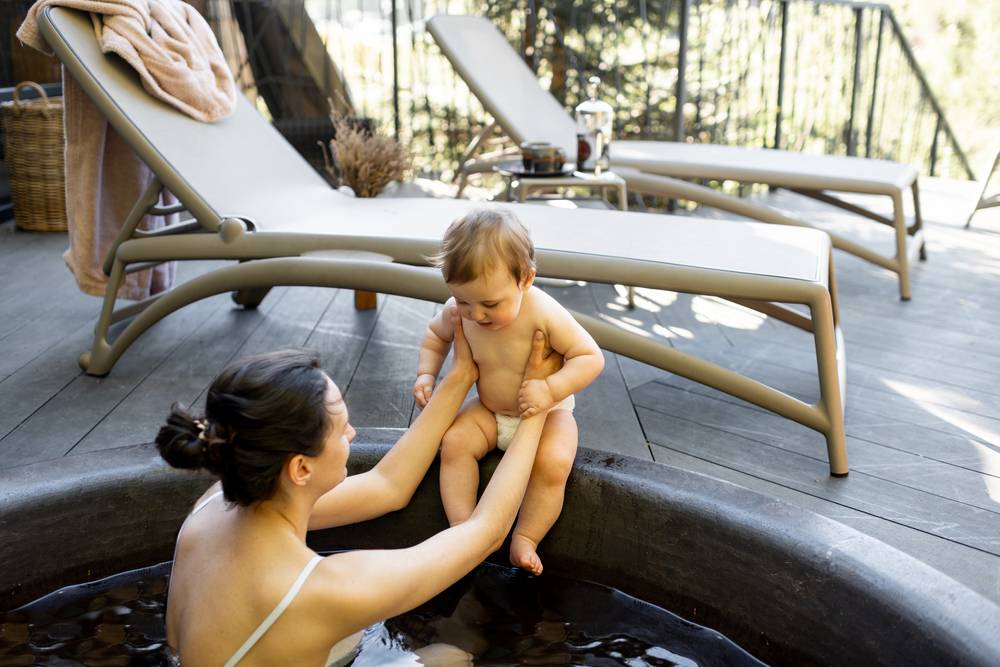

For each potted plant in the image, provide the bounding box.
[320,113,411,309]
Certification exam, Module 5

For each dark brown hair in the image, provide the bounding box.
[428,208,535,284]
[156,349,332,506]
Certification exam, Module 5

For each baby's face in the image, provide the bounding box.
[448,266,532,331]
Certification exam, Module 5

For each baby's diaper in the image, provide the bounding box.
[495,395,575,451]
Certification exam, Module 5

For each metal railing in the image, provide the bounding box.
[490,0,976,179]
[444,0,972,180]
[9,0,963,181]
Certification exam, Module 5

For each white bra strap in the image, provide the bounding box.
[223,555,324,667]
[191,490,224,515]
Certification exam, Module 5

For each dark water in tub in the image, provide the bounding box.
[0,561,766,666]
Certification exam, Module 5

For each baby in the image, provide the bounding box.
[413,208,604,575]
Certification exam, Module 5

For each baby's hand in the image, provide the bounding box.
[413,374,436,408]
[518,378,555,418]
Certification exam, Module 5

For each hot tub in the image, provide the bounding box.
[2,443,998,666]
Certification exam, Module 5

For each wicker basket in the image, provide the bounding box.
[1,82,67,232]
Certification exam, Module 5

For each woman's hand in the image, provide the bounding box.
[519,331,563,417]
[446,307,478,386]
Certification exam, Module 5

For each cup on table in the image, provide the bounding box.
[520,141,565,173]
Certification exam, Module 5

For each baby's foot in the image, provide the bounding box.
[413,643,473,665]
[509,535,543,575]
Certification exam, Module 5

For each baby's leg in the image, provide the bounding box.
[439,399,497,526]
[509,409,578,575]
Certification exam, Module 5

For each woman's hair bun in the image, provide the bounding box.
[157,349,330,505]
[156,403,215,472]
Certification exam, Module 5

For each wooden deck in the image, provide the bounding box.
[1,180,998,606]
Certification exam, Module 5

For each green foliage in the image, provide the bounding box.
[887,0,999,176]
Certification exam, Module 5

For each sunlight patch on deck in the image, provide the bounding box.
[692,296,766,331]
[598,312,651,338]
[883,378,1000,449]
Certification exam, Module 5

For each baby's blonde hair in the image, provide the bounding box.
[430,208,535,285]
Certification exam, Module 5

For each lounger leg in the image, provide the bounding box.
[101,177,164,277]
[79,260,128,376]
[912,180,927,261]
[811,288,848,477]
[619,183,634,308]
[229,258,274,308]
[892,192,912,301]
[454,120,497,199]
[232,286,272,309]
[354,290,378,310]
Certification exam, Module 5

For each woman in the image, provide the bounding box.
[156,312,559,665]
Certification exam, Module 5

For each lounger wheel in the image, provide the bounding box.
[231,286,272,309]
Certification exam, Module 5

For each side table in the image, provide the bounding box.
[494,166,628,211]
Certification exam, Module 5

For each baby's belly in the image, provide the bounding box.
[476,367,525,416]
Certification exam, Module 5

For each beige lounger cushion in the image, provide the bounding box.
[265,192,830,285]
[611,142,919,195]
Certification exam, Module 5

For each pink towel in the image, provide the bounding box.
[18,0,236,300]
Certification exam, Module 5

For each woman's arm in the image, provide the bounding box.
[308,308,472,530]
[519,297,604,417]
[316,331,561,634]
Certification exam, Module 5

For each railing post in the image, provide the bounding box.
[673,0,690,143]
[390,0,400,137]
[846,6,863,157]
[929,115,941,177]
[865,9,884,158]
[524,0,538,72]
[774,0,788,150]
[885,11,975,179]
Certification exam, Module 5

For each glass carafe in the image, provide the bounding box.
[575,76,613,172]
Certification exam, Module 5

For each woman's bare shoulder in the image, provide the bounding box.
[307,553,366,605]
[295,554,365,637]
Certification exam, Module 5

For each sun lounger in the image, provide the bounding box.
[427,14,926,301]
[39,6,848,475]
[965,149,999,229]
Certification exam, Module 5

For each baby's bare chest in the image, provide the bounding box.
[466,314,544,371]
[468,326,539,414]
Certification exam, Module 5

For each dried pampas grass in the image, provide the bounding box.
[324,116,410,198]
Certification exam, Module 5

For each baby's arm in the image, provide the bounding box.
[519,296,604,417]
[413,300,458,407]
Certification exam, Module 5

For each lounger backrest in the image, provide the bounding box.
[38,6,335,231]
[427,15,578,160]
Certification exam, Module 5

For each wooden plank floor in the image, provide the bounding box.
[1,184,998,606]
